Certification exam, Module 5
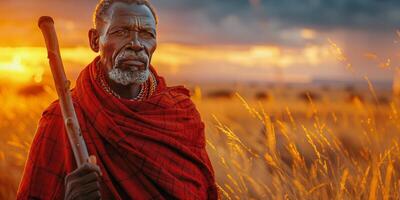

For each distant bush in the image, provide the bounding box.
[255,91,270,100]
[344,85,355,92]
[297,91,321,102]
[17,84,45,97]
[377,96,390,105]
[207,90,234,99]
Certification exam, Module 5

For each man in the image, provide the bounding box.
[17,0,218,199]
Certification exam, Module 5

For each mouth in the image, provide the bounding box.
[116,57,146,71]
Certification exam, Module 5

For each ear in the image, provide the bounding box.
[88,28,100,53]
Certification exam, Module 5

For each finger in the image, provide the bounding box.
[85,190,102,200]
[88,155,103,176]
[88,155,97,164]
[79,171,101,185]
[69,172,101,192]
[71,163,101,177]
[75,181,101,197]
[65,164,101,188]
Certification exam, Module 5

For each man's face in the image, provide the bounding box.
[95,3,157,86]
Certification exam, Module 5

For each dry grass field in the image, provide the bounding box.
[0,80,398,200]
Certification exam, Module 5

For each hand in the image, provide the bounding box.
[64,155,102,200]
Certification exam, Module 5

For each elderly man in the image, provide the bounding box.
[16,0,218,199]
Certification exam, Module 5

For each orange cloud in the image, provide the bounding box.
[0,43,338,84]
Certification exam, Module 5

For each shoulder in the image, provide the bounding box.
[41,100,63,118]
[166,86,204,121]
[165,86,197,109]
[17,102,68,200]
[41,96,81,120]
[35,100,65,141]
[37,97,81,139]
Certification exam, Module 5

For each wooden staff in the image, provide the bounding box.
[38,16,89,167]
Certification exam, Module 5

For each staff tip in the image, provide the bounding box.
[38,16,54,28]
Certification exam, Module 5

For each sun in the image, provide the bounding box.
[0,54,44,84]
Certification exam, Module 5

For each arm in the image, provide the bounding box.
[16,106,67,200]
[17,103,102,200]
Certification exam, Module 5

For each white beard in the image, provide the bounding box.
[108,67,150,86]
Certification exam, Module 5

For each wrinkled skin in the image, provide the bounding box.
[89,2,157,99]
[64,161,102,200]
[64,3,157,199]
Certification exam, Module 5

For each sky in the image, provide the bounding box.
[0,0,399,83]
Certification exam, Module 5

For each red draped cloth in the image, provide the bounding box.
[17,57,218,200]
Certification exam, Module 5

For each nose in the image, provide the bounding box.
[127,32,144,52]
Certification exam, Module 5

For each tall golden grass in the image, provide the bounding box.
[194,85,398,200]
[0,80,398,200]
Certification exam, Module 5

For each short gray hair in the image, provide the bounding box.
[93,0,158,29]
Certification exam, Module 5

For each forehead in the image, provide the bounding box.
[106,2,156,25]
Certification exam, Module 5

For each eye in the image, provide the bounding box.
[139,31,155,39]
[111,29,129,37]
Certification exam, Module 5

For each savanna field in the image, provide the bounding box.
[0,36,398,200]
[1,68,400,200]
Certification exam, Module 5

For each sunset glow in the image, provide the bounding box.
[0,48,45,83]
[0,0,397,83]
[0,43,337,84]
[154,43,336,71]
[0,47,96,84]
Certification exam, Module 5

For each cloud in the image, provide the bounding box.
[146,0,400,47]
[153,0,400,30]
[260,0,400,31]
[0,0,397,81]
[1,0,399,46]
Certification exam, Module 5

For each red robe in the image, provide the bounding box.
[17,57,218,200]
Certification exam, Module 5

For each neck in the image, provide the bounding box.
[107,78,141,99]
[97,60,142,99]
